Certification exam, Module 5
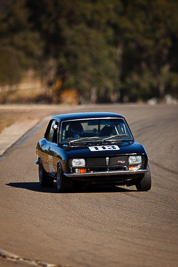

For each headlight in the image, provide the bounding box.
[72,159,85,167]
[129,156,142,165]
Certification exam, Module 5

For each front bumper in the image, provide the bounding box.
[64,168,149,178]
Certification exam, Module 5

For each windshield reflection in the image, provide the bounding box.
[61,118,133,144]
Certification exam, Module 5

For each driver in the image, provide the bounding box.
[68,121,83,138]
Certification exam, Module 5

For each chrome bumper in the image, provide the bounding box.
[64,168,149,178]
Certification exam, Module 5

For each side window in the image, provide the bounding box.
[45,120,58,143]
[44,121,52,140]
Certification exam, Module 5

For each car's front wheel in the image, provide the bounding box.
[57,163,74,193]
[135,167,151,191]
[39,159,53,187]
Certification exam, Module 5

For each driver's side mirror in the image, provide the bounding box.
[52,124,58,130]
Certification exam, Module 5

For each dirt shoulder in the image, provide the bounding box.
[0,104,77,134]
[0,104,80,156]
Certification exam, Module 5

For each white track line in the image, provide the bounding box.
[0,249,64,267]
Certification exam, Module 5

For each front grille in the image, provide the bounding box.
[141,155,147,168]
[87,158,106,167]
[86,156,128,169]
[110,156,128,167]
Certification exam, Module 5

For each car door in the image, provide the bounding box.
[43,119,58,175]
[49,122,59,177]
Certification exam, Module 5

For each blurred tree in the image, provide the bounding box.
[117,0,178,101]
[58,25,117,103]
[0,0,43,87]
[27,0,119,103]
[0,0,177,102]
[0,46,22,87]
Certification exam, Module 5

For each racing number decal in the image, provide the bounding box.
[89,145,120,151]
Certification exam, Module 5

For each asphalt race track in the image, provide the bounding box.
[0,104,178,267]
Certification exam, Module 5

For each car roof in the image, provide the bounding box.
[52,112,124,121]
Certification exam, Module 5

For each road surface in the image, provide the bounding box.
[0,104,178,267]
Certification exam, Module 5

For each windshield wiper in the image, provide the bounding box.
[102,134,129,142]
[69,136,100,145]
[69,134,130,145]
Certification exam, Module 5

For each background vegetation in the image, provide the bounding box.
[0,0,178,103]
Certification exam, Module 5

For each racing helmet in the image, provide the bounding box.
[68,121,83,137]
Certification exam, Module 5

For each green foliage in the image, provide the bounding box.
[0,46,22,86]
[120,0,178,101]
[0,0,43,86]
[58,25,117,102]
[0,0,178,102]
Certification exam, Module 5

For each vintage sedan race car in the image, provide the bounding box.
[36,112,151,192]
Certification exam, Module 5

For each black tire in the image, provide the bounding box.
[56,164,74,193]
[136,168,151,191]
[39,159,53,187]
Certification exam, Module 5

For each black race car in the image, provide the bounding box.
[36,112,151,192]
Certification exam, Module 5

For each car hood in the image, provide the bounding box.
[66,142,146,158]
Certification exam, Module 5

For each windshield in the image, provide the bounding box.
[60,118,133,144]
